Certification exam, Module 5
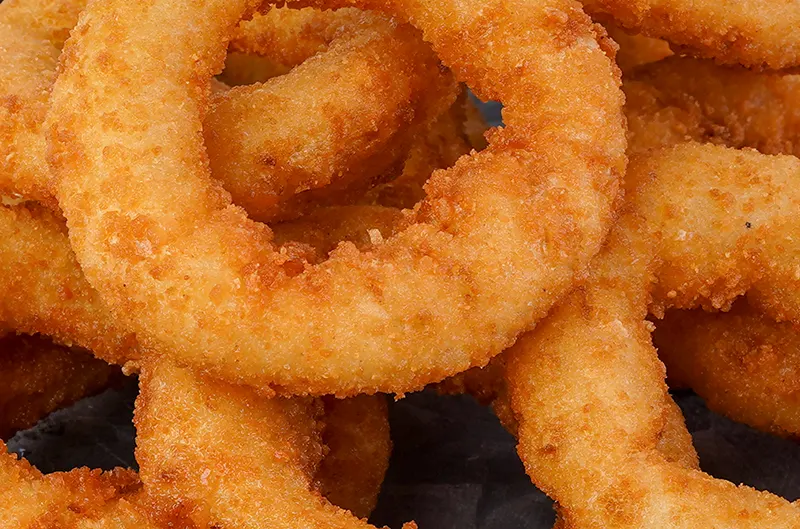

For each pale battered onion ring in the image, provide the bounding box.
[507,143,800,527]
[655,301,800,439]
[135,360,400,529]
[583,0,800,69]
[48,0,625,396]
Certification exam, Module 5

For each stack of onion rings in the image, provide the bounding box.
[5,0,800,525]
[47,0,624,397]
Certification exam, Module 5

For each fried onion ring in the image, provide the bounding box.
[317,395,391,519]
[0,333,120,440]
[626,56,800,156]
[48,0,625,396]
[1,0,456,226]
[0,204,140,365]
[583,0,800,69]
[208,12,458,222]
[507,143,800,527]
[135,360,399,528]
[0,0,81,209]
[655,301,800,439]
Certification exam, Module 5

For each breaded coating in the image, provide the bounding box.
[135,360,384,529]
[0,453,163,528]
[655,301,800,439]
[507,143,800,528]
[583,0,800,69]
[2,0,456,226]
[436,354,698,469]
[626,56,800,156]
[208,14,458,222]
[272,205,404,260]
[0,204,140,365]
[48,0,625,396]
[317,396,391,519]
[0,333,121,439]
[362,89,481,209]
[0,0,81,207]
[220,8,366,85]
[230,7,364,67]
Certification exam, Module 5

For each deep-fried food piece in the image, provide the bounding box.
[583,0,800,69]
[48,0,625,396]
[0,453,165,528]
[272,205,404,261]
[362,90,481,209]
[626,56,800,156]
[230,7,362,67]
[2,0,457,226]
[507,143,800,528]
[655,301,800,439]
[220,8,368,85]
[208,14,458,222]
[317,396,391,519]
[135,360,395,529]
[0,204,140,365]
[435,357,698,469]
[604,24,672,73]
[0,333,121,439]
[0,0,81,208]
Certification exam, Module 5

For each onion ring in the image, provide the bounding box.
[435,357,699,470]
[135,359,400,528]
[1,0,456,226]
[507,143,800,526]
[208,12,458,222]
[317,395,391,519]
[626,56,800,156]
[655,301,800,439]
[230,7,364,68]
[583,0,800,69]
[0,0,81,208]
[0,92,469,363]
[0,204,140,365]
[48,0,625,396]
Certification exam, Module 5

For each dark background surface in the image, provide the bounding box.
[9,382,800,529]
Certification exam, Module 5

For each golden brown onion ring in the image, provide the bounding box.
[655,301,800,439]
[0,333,121,440]
[507,143,800,527]
[626,56,800,156]
[48,0,625,396]
[135,360,396,528]
[583,0,800,69]
[1,0,456,225]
